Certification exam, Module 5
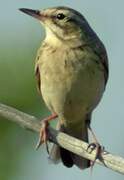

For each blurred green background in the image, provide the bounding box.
[0,0,124,180]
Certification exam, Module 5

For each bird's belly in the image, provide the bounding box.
[40,55,105,123]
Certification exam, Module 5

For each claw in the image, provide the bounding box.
[87,142,98,153]
[35,120,49,150]
[36,126,50,154]
[35,113,58,151]
[87,142,104,168]
[86,122,105,169]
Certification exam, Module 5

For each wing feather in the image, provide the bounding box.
[35,63,41,94]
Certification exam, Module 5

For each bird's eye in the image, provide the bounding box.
[56,13,65,20]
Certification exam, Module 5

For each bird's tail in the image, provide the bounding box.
[49,117,90,169]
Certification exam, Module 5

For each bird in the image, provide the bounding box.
[19,6,109,169]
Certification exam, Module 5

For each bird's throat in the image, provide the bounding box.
[44,26,84,48]
[45,27,63,47]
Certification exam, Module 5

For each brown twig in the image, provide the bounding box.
[0,103,124,175]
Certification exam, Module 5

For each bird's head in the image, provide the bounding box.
[19,6,94,46]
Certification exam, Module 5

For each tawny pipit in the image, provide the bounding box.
[19,6,109,169]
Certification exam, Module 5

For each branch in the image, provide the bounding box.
[0,103,124,175]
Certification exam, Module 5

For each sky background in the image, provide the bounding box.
[0,0,124,180]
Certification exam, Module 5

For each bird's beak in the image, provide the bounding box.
[19,8,42,20]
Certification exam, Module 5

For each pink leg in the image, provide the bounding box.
[36,113,58,150]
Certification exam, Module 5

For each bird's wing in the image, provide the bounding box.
[86,28,109,85]
[34,47,42,94]
[99,48,109,85]
[101,53,109,85]
[35,62,41,94]
[97,43,109,85]
[92,40,109,85]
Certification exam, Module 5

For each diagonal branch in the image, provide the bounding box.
[0,103,124,175]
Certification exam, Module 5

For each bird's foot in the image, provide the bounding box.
[35,113,58,152]
[36,120,49,151]
[87,142,104,167]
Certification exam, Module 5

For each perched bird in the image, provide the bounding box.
[19,6,109,169]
